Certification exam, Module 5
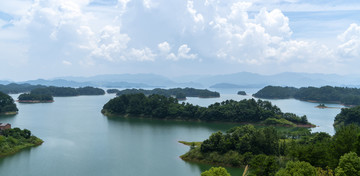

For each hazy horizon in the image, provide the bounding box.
[2,0,360,81]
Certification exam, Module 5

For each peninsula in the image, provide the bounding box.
[0,127,43,157]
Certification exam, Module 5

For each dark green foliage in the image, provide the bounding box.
[201,167,230,176]
[30,86,105,97]
[0,91,18,113]
[253,86,298,99]
[335,152,360,176]
[18,93,53,102]
[102,94,310,125]
[116,87,220,98]
[200,125,280,156]
[0,83,46,94]
[250,155,280,176]
[275,161,317,176]
[254,85,360,105]
[182,123,360,175]
[237,91,246,95]
[106,89,120,94]
[334,106,360,129]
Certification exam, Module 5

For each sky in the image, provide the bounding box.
[1,0,360,81]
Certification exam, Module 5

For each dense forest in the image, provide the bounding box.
[0,92,18,114]
[107,89,120,94]
[334,106,360,129]
[102,93,312,126]
[18,93,53,102]
[0,83,46,94]
[182,124,360,176]
[30,86,105,96]
[116,88,220,99]
[237,91,246,95]
[254,85,360,105]
[0,128,43,157]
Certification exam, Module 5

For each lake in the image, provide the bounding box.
[0,89,343,175]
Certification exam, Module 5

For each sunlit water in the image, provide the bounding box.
[0,88,342,175]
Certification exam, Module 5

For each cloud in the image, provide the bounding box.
[62,60,72,65]
[178,44,197,59]
[187,0,204,23]
[209,1,334,65]
[143,0,157,9]
[337,23,360,58]
[158,41,171,54]
[130,47,156,61]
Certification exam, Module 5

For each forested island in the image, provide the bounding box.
[28,86,105,97]
[254,85,360,105]
[115,88,220,99]
[0,92,18,115]
[17,93,53,103]
[0,128,43,157]
[181,124,360,176]
[106,89,120,94]
[102,93,313,127]
[237,91,246,95]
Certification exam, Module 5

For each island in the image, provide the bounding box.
[115,88,220,99]
[237,91,246,95]
[253,85,360,106]
[0,127,43,157]
[106,89,120,94]
[0,92,18,115]
[17,93,54,103]
[102,93,314,127]
[29,86,105,97]
[180,124,360,175]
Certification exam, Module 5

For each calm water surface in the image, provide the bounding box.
[0,89,343,175]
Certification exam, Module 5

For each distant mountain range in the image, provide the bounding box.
[1,72,360,88]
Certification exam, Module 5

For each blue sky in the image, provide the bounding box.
[1,0,360,81]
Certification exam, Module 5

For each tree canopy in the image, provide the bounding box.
[116,88,220,99]
[0,91,18,114]
[102,93,310,125]
[254,86,360,105]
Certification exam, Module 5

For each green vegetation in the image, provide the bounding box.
[0,83,45,94]
[0,92,18,114]
[254,85,360,105]
[0,128,43,157]
[237,91,246,95]
[201,167,230,176]
[181,124,360,176]
[334,106,360,129]
[30,86,105,96]
[18,93,53,103]
[116,88,220,99]
[107,89,120,94]
[253,86,298,99]
[102,93,312,126]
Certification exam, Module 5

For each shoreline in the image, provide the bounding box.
[102,111,315,128]
[0,139,43,158]
[17,100,54,103]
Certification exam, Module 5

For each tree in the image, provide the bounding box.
[275,161,317,176]
[335,152,360,176]
[201,167,230,176]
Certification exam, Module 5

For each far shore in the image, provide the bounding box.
[17,100,54,103]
